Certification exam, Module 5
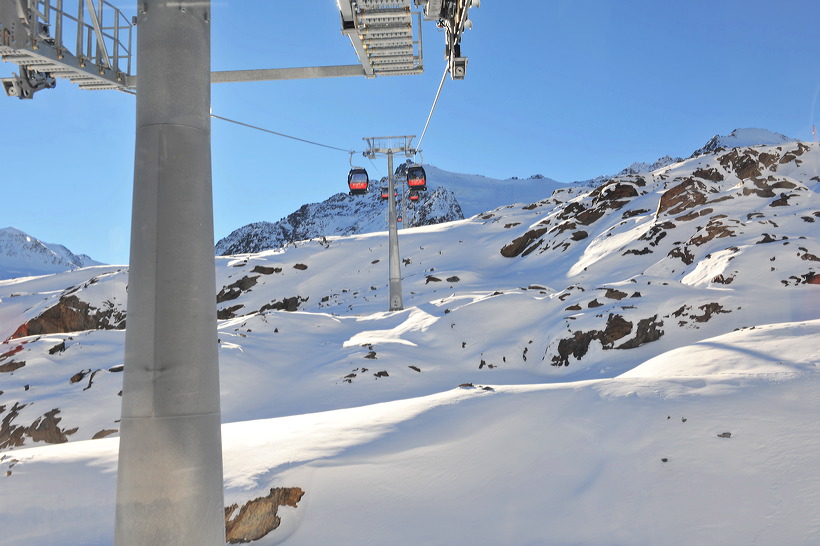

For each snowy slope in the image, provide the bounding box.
[3,139,819,433]
[0,227,102,280]
[1,138,819,545]
[2,322,819,545]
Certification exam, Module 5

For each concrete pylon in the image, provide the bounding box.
[114,1,226,544]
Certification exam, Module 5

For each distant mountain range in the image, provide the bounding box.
[1,128,800,278]
[0,227,102,280]
[215,128,798,255]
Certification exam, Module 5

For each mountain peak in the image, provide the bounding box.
[0,227,102,280]
[691,128,796,157]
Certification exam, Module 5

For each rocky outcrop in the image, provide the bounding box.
[1,403,77,449]
[225,487,305,543]
[9,294,125,340]
[550,314,664,366]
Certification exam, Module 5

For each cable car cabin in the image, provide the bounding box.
[408,190,420,201]
[380,186,390,200]
[406,165,427,191]
[348,168,369,195]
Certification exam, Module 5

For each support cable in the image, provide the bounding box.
[416,64,449,152]
[210,113,355,154]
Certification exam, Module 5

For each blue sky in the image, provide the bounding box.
[2,0,819,265]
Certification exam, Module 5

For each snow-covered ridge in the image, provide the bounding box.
[215,164,569,255]
[215,183,464,256]
[0,227,102,280]
[692,128,795,157]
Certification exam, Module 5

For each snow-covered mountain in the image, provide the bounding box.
[215,164,565,255]
[0,227,102,280]
[215,184,463,256]
[2,134,819,545]
[216,129,799,258]
[616,154,683,176]
[692,127,794,157]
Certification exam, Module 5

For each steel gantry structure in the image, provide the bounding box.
[1,0,479,97]
[0,0,133,97]
[1,1,479,544]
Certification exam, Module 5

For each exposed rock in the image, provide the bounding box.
[601,314,633,346]
[718,149,762,179]
[10,295,125,340]
[616,315,664,349]
[92,429,118,439]
[551,313,642,366]
[217,276,259,303]
[692,167,724,181]
[552,330,599,366]
[224,487,305,544]
[293,263,308,271]
[218,305,245,320]
[657,178,708,217]
[251,265,281,275]
[604,289,628,300]
[1,404,78,449]
[689,216,738,246]
[0,360,25,373]
[690,303,730,323]
[770,193,794,207]
[712,274,734,285]
[500,227,549,258]
[69,370,90,384]
[591,181,640,202]
[259,296,307,313]
[668,246,695,265]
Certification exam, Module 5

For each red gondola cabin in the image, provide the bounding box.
[406,165,427,191]
[348,168,369,195]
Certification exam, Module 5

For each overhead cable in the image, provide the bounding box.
[210,113,355,154]
[416,64,449,152]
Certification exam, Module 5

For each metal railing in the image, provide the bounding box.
[29,0,133,77]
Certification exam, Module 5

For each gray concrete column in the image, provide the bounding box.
[115,1,225,544]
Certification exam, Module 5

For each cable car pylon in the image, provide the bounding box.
[354,136,418,311]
